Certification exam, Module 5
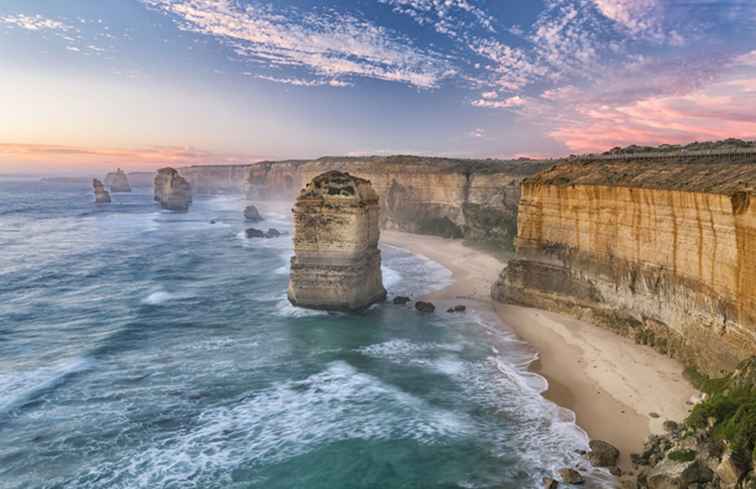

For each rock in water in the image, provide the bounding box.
[154,167,192,211]
[92,178,111,204]
[557,468,584,485]
[104,168,131,192]
[587,440,620,467]
[415,301,436,313]
[265,228,281,238]
[288,171,386,311]
[244,205,263,221]
[393,296,411,305]
[245,228,265,238]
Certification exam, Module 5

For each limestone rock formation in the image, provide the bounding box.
[92,178,111,204]
[154,167,192,211]
[104,168,131,192]
[287,171,386,311]
[493,159,756,375]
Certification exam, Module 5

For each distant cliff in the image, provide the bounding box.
[247,156,550,247]
[493,156,756,375]
[179,165,253,194]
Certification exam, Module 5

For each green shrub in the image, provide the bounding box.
[667,449,697,462]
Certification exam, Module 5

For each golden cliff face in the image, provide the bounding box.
[494,161,756,375]
[248,156,549,245]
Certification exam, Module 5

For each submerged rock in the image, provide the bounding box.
[393,296,411,305]
[104,168,131,192]
[415,301,435,313]
[93,178,111,204]
[265,228,281,238]
[288,171,386,311]
[245,228,265,238]
[244,205,263,222]
[154,167,192,211]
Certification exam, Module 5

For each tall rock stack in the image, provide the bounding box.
[288,171,386,311]
[105,168,131,192]
[154,167,192,211]
[92,178,111,204]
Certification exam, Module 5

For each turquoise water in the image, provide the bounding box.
[0,179,613,488]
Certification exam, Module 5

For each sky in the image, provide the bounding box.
[1,0,756,173]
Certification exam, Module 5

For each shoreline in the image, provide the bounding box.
[381,230,697,471]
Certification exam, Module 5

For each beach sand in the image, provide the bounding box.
[381,230,697,471]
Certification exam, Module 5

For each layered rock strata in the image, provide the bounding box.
[104,168,131,192]
[247,156,549,247]
[154,167,192,211]
[92,178,111,204]
[288,171,386,311]
[493,159,756,375]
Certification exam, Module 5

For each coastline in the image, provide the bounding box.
[381,230,697,471]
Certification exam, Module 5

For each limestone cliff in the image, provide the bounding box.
[493,158,756,375]
[248,156,549,247]
[104,168,131,192]
[288,171,386,311]
[154,167,192,211]
[92,178,111,204]
[179,164,252,194]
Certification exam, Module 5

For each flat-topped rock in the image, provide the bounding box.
[288,171,386,311]
[154,167,192,211]
[104,168,131,192]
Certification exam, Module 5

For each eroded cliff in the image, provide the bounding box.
[248,156,549,247]
[493,159,756,375]
[154,167,192,211]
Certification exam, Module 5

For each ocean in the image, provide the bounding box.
[0,178,613,489]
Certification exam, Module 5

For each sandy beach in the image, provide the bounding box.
[381,230,697,470]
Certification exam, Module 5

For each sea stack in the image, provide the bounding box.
[288,171,386,311]
[92,178,111,204]
[105,168,131,192]
[154,167,192,211]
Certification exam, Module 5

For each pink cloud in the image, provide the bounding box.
[0,143,261,172]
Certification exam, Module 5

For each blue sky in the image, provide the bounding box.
[1,0,755,172]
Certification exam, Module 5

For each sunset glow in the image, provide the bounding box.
[1,0,755,173]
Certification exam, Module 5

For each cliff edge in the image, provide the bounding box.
[493,158,756,376]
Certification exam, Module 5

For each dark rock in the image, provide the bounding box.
[662,421,679,433]
[415,301,436,313]
[245,228,265,238]
[210,220,217,224]
[244,205,263,222]
[609,467,622,477]
[588,440,620,467]
[647,459,713,489]
[543,477,559,489]
[453,304,467,312]
[558,468,584,485]
[265,228,281,238]
[393,296,411,305]
[650,412,661,418]
[447,308,455,313]
[93,178,111,204]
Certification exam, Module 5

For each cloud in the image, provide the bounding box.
[0,14,71,31]
[472,95,525,109]
[0,143,260,170]
[143,0,451,89]
[468,128,486,138]
[379,0,496,36]
[255,75,352,87]
[534,54,756,152]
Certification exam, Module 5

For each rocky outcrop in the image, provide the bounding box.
[154,167,192,211]
[104,168,131,192]
[493,158,756,376]
[247,156,549,248]
[244,205,263,221]
[92,178,111,204]
[288,171,386,311]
